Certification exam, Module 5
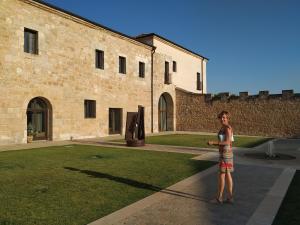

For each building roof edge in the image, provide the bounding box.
[25,0,154,50]
[136,33,209,60]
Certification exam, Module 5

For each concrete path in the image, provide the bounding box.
[0,140,73,152]
[89,162,293,225]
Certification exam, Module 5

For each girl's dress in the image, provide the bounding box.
[218,126,234,173]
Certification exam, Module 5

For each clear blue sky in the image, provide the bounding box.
[43,0,300,95]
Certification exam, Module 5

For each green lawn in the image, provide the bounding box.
[0,144,215,225]
[114,134,270,148]
[272,170,300,225]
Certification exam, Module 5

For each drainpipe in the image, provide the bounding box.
[201,58,204,94]
[151,47,156,133]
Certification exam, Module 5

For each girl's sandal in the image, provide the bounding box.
[224,198,234,204]
[210,197,223,204]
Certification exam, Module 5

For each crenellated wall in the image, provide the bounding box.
[176,88,300,137]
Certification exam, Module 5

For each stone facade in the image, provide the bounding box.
[137,34,208,94]
[0,0,207,145]
[0,0,152,144]
[152,53,177,132]
[176,89,300,137]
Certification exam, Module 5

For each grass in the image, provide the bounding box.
[272,170,300,225]
[114,134,270,148]
[0,144,215,225]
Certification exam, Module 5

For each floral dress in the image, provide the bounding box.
[218,126,234,173]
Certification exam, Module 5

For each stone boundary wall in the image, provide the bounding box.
[176,88,300,137]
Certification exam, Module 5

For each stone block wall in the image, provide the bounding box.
[176,88,300,137]
[0,0,153,144]
[152,52,176,132]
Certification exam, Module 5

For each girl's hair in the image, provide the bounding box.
[218,110,230,119]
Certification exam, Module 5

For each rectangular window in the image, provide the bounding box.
[84,100,96,118]
[165,61,171,84]
[173,61,177,72]
[119,56,126,74]
[109,108,122,134]
[197,72,202,90]
[139,62,145,78]
[95,49,104,69]
[24,28,38,54]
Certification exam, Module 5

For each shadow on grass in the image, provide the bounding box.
[64,167,209,202]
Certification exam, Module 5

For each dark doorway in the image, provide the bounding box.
[27,97,52,141]
[109,108,122,134]
[159,95,167,131]
[158,93,174,132]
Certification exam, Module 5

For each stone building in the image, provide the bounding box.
[0,0,208,145]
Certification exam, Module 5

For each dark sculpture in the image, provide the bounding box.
[125,105,145,147]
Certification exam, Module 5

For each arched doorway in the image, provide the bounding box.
[27,97,52,141]
[158,93,174,131]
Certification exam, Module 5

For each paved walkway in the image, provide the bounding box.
[0,136,299,225]
[0,140,73,152]
[85,138,298,225]
[89,164,291,225]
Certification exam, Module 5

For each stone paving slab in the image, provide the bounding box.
[246,168,295,225]
[72,140,213,156]
[0,140,73,152]
[89,164,283,225]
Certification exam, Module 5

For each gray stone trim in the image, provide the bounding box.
[246,167,296,225]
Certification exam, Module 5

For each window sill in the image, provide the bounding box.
[24,52,39,58]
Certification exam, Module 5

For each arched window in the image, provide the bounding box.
[158,93,173,132]
[159,95,167,131]
[27,97,51,140]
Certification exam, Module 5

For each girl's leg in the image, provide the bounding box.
[225,172,233,199]
[217,172,226,201]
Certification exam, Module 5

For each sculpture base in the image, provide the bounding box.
[126,139,145,147]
